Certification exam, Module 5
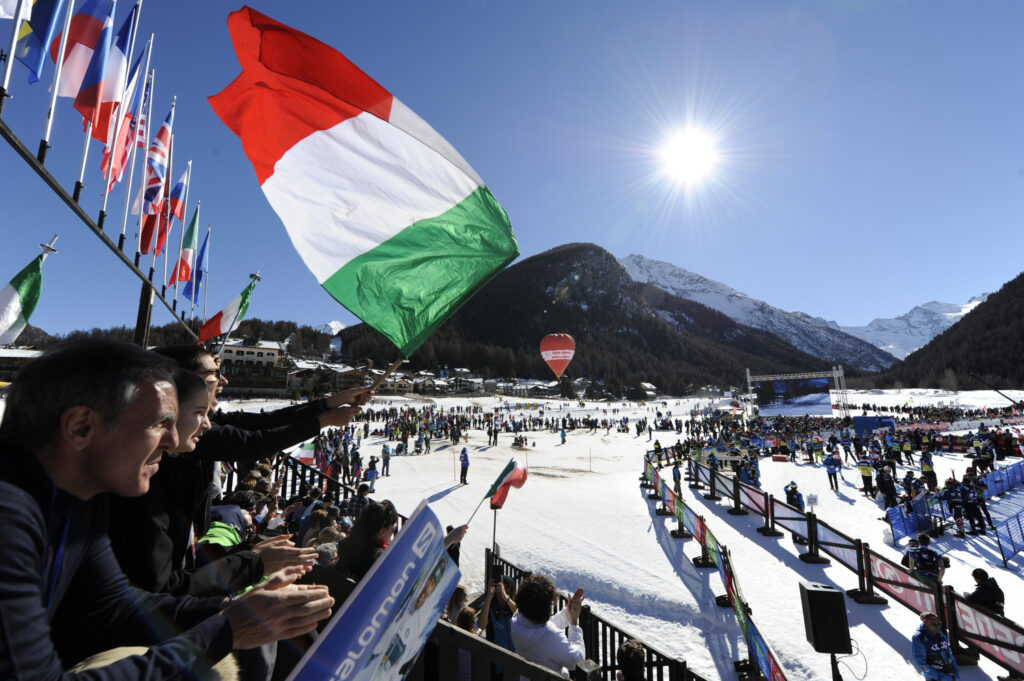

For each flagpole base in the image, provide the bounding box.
[0,87,8,117]
[72,181,83,203]
[97,210,106,230]
[37,139,49,164]
[119,234,126,251]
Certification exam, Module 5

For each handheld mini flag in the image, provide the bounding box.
[486,460,527,510]
[197,280,255,344]
[209,7,518,358]
[0,255,44,345]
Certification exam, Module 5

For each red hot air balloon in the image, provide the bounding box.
[540,334,575,378]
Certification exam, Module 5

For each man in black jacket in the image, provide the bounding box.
[966,568,1004,616]
[0,340,333,680]
[109,345,372,598]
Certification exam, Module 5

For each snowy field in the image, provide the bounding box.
[3,388,1020,680]
[210,388,1024,681]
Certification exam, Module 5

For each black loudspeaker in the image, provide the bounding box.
[799,581,852,654]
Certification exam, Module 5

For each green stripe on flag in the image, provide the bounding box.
[321,186,518,357]
[11,256,43,321]
[486,459,518,499]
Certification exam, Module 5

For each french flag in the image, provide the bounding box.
[51,0,108,98]
[100,48,144,189]
[72,0,117,136]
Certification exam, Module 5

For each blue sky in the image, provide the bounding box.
[3,0,1023,337]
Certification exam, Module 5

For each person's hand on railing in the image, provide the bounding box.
[222,566,333,648]
[252,535,318,575]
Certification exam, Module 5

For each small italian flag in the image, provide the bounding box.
[0,255,44,346]
[209,7,518,358]
[486,459,527,510]
[197,280,256,345]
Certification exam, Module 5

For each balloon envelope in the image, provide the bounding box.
[540,333,575,378]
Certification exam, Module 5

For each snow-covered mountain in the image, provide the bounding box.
[619,254,899,371]
[838,296,988,360]
[316,320,346,336]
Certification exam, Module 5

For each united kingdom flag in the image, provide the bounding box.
[133,103,174,254]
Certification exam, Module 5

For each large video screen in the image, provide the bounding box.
[754,377,832,416]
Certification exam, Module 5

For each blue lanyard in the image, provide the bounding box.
[44,486,70,620]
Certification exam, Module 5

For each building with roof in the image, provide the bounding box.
[220,338,290,394]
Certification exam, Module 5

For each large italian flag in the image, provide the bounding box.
[197,280,255,344]
[208,7,518,357]
[0,255,44,346]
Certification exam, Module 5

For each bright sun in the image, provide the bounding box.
[660,127,719,186]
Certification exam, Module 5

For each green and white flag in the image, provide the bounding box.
[0,255,44,346]
[197,281,256,344]
[209,8,519,357]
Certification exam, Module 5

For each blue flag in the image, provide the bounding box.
[15,0,68,83]
[182,229,209,304]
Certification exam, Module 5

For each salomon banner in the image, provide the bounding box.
[950,593,1024,677]
[287,500,459,681]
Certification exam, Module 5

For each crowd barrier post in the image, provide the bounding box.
[703,470,721,502]
[798,513,830,565]
[762,495,785,538]
[728,476,749,516]
[688,458,702,490]
[656,480,674,517]
[846,539,887,605]
[671,497,693,540]
[692,516,716,569]
[942,586,982,668]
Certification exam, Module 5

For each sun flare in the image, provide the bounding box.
[660,127,719,186]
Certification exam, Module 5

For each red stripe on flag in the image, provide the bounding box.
[208,6,394,185]
[198,311,227,344]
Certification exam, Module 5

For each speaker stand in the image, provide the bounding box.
[827,651,843,675]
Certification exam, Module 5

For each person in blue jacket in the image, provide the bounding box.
[824,450,842,491]
[460,447,470,484]
[911,612,959,680]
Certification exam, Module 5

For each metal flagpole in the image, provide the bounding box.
[189,224,207,322]
[98,0,144,230]
[0,0,28,116]
[38,0,76,163]
[159,131,174,296]
[171,168,192,310]
[73,122,93,203]
[202,226,210,323]
[39,235,59,263]
[132,67,155,262]
[118,49,151,252]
